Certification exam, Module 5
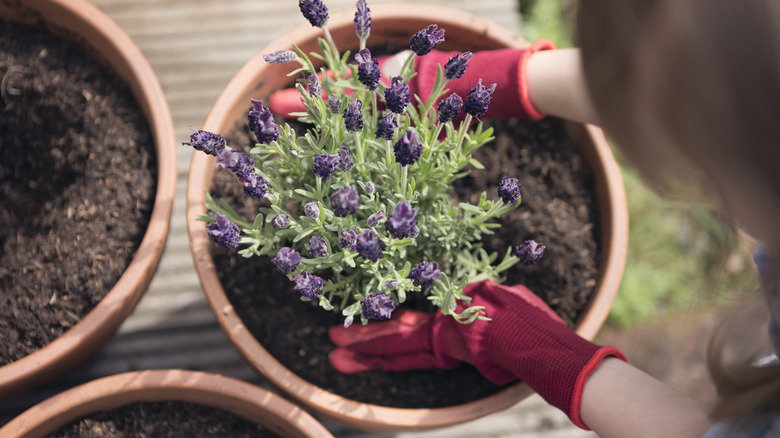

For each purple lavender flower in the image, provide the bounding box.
[354,0,371,40]
[313,153,339,181]
[272,247,301,275]
[409,24,445,56]
[328,95,342,114]
[299,0,328,27]
[364,181,375,195]
[183,129,226,156]
[408,261,440,291]
[367,209,384,227]
[330,185,359,217]
[304,202,320,219]
[437,93,463,123]
[443,52,473,80]
[216,149,255,176]
[355,230,386,262]
[308,74,322,98]
[393,130,423,166]
[498,176,521,205]
[273,214,291,229]
[308,235,328,258]
[339,230,358,250]
[385,279,398,290]
[238,172,268,200]
[247,99,279,144]
[338,146,354,171]
[206,213,241,249]
[263,50,298,64]
[293,272,324,299]
[385,201,419,239]
[355,49,381,91]
[384,76,410,114]
[343,98,363,132]
[375,111,397,140]
[516,240,545,266]
[361,292,395,320]
[464,79,497,118]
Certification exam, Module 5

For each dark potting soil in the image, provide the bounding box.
[0,19,157,365]
[206,116,600,408]
[48,401,281,438]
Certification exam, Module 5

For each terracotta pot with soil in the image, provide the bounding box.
[0,0,176,399]
[187,4,628,433]
[0,370,333,437]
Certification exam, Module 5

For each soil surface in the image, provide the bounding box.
[49,401,281,438]
[0,19,157,365]
[206,115,600,408]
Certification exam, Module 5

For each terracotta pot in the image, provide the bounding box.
[187,4,628,433]
[0,0,176,399]
[0,370,333,437]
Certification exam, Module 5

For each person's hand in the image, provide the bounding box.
[329,280,626,430]
[268,41,556,120]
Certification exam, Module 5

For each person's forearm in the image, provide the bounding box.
[526,48,600,125]
[581,358,713,438]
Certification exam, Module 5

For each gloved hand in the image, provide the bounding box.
[329,280,626,430]
[269,40,555,120]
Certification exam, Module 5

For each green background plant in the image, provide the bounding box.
[518,0,759,328]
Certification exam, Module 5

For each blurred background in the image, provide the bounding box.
[1,0,761,436]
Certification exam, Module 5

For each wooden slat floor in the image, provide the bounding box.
[1,1,596,436]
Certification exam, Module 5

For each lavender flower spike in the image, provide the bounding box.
[355,230,386,262]
[293,272,324,299]
[375,111,397,140]
[308,235,328,258]
[355,49,381,91]
[385,200,419,239]
[331,185,360,217]
[343,98,364,132]
[367,209,384,227]
[328,95,342,114]
[437,94,463,123]
[247,99,279,144]
[497,176,521,205]
[384,76,411,114]
[299,0,328,28]
[308,74,322,98]
[409,261,440,291]
[272,247,301,275]
[273,214,291,229]
[409,24,445,56]
[206,213,241,249]
[304,202,320,220]
[338,146,354,171]
[354,0,371,40]
[393,130,423,166]
[183,128,226,156]
[263,50,298,64]
[313,153,339,181]
[238,172,268,200]
[464,79,497,118]
[361,292,395,320]
[340,230,358,250]
[216,149,255,176]
[516,240,546,266]
[443,52,473,80]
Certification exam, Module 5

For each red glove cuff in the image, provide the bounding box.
[410,40,556,120]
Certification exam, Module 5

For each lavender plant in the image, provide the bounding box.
[185,0,544,326]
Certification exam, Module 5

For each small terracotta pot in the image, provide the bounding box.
[187,4,628,433]
[0,370,333,438]
[0,0,177,399]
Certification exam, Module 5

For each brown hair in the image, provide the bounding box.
[576,0,780,424]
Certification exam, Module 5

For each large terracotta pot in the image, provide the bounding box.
[187,4,628,433]
[0,370,333,437]
[0,0,177,399]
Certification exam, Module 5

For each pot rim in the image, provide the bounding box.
[187,3,627,432]
[0,0,177,399]
[0,370,333,438]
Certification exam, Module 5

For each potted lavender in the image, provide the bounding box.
[186,1,627,432]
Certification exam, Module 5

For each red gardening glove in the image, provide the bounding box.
[329,280,626,430]
[269,40,555,120]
